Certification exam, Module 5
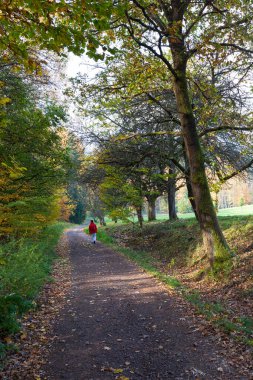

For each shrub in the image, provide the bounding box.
[0,222,68,338]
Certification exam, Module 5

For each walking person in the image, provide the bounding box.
[89,220,97,244]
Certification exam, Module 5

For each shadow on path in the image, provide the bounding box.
[43,227,240,380]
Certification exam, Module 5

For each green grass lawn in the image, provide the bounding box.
[156,204,253,220]
[217,204,253,216]
[103,204,253,225]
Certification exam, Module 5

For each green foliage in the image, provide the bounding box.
[239,197,245,207]
[183,290,225,319]
[80,157,107,224]
[240,317,253,336]
[65,137,87,224]
[0,66,72,237]
[0,222,68,338]
[0,342,18,368]
[0,0,115,67]
[100,165,143,221]
[181,291,253,343]
[1,241,49,299]
[206,234,235,278]
[96,229,114,244]
[68,184,87,224]
[177,191,193,214]
[0,295,32,336]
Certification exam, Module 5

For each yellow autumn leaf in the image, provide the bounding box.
[4,337,13,344]
[21,332,27,339]
[113,368,123,374]
[39,16,47,24]
[0,97,11,105]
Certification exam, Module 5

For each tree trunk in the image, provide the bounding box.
[99,216,106,226]
[214,191,219,213]
[136,206,143,228]
[147,197,157,221]
[170,44,230,266]
[183,151,198,220]
[185,175,198,220]
[167,162,178,220]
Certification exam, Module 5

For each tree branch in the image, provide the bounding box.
[170,158,186,174]
[114,130,182,142]
[199,125,253,137]
[125,13,178,78]
[220,159,253,182]
[145,92,181,125]
[212,42,253,55]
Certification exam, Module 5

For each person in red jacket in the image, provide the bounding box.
[88,220,97,244]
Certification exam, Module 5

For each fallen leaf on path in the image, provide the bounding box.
[113,368,123,374]
[101,366,114,372]
[4,337,13,344]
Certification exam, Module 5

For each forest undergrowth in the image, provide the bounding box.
[0,222,69,364]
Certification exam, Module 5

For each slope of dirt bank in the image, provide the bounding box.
[106,219,253,332]
[102,219,253,377]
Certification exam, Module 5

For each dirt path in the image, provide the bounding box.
[43,227,245,380]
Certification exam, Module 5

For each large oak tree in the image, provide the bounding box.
[103,0,253,264]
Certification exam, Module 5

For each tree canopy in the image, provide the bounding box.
[1,0,253,265]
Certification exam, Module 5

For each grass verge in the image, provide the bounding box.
[0,222,69,363]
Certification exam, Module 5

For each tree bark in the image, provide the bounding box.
[214,191,219,213]
[146,196,157,221]
[185,175,198,220]
[167,162,178,220]
[183,151,198,220]
[99,216,106,226]
[136,206,143,228]
[170,39,230,265]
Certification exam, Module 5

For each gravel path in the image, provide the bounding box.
[43,227,243,380]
